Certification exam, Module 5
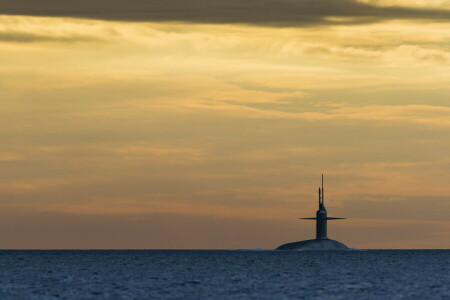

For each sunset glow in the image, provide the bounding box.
[1,1,449,249]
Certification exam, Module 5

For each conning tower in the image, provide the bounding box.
[300,174,345,239]
[275,174,349,250]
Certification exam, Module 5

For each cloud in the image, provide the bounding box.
[0,31,101,43]
[187,100,450,127]
[0,16,112,43]
[1,0,450,27]
[357,0,450,9]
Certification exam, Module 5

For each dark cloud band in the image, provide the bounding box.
[1,0,450,26]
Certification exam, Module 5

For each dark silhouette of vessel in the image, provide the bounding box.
[276,175,349,250]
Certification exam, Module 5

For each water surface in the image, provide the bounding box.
[0,250,448,299]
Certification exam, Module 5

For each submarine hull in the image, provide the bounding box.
[276,238,348,251]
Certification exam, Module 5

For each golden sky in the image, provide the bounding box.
[0,0,449,249]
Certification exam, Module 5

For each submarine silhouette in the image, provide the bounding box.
[276,175,349,250]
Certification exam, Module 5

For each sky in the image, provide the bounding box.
[0,0,449,249]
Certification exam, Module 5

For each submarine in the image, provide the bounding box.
[276,175,349,250]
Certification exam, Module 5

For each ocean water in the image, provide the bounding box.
[0,250,448,299]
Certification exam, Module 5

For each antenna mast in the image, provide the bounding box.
[318,188,321,208]
[322,174,324,207]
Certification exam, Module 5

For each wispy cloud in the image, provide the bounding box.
[0,31,101,43]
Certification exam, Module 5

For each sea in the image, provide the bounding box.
[0,250,448,299]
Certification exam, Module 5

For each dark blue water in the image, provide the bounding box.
[0,250,448,299]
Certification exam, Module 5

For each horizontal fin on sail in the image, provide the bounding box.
[300,217,346,220]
